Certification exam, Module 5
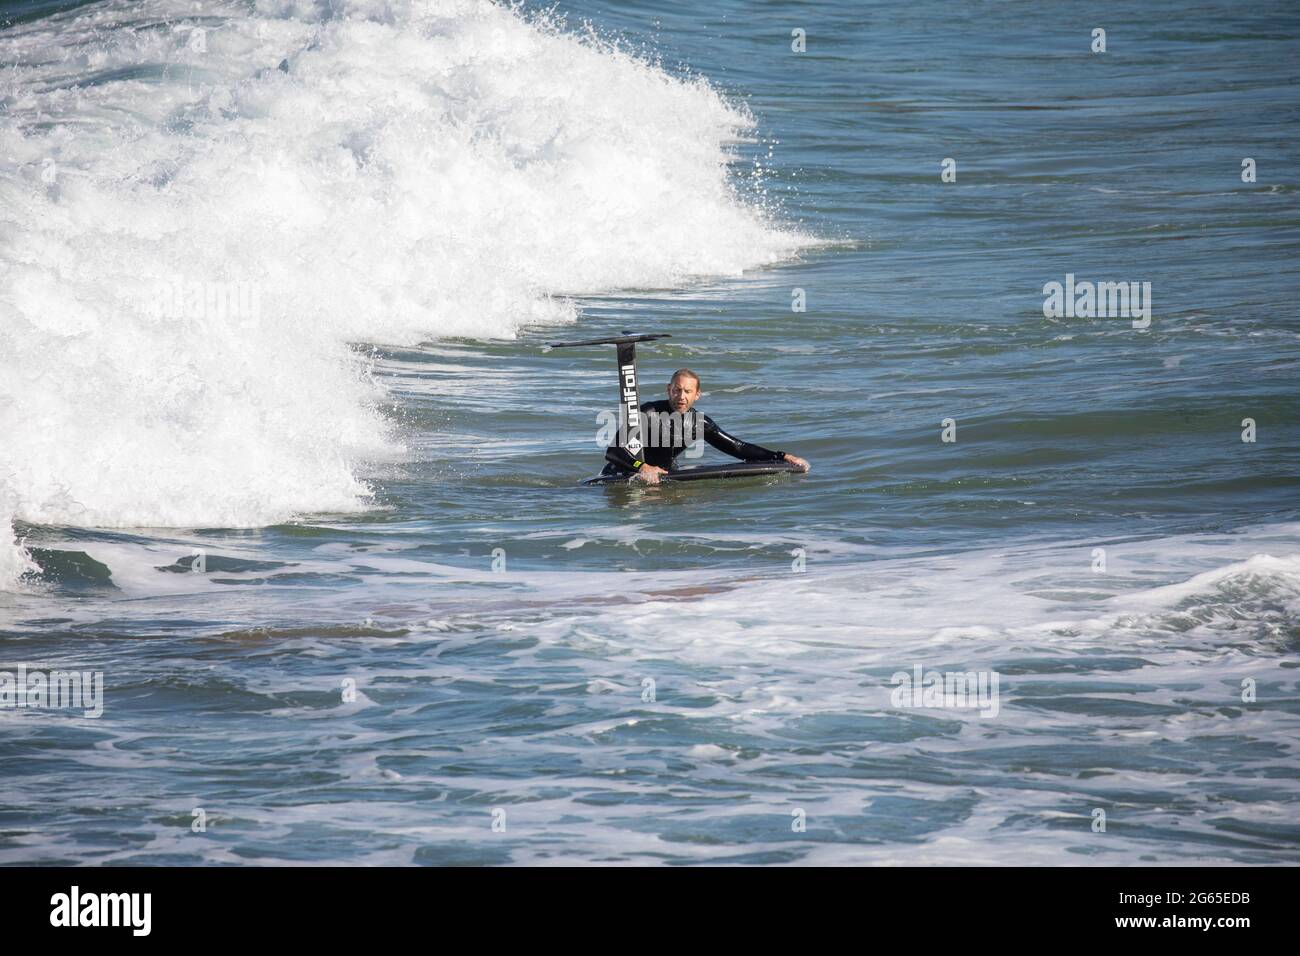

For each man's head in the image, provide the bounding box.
[667,368,701,414]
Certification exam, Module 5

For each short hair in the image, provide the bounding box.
[670,368,701,390]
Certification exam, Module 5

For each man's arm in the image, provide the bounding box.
[604,445,643,471]
[701,413,810,472]
[702,414,785,462]
[604,402,666,482]
[604,447,667,483]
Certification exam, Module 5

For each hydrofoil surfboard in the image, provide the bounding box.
[545,331,801,487]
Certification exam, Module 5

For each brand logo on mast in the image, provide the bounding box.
[621,363,643,455]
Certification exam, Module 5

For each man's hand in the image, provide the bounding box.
[782,453,811,473]
[635,464,667,484]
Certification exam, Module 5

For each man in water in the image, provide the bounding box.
[601,368,811,484]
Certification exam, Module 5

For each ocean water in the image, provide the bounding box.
[1,0,1298,865]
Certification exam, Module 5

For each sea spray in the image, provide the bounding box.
[0,497,36,586]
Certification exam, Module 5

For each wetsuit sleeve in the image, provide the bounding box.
[604,445,644,471]
[702,414,785,462]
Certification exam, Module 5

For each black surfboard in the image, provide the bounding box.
[580,460,801,486]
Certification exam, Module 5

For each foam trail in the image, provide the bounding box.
[0,0,811,587]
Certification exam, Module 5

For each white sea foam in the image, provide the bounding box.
[3,519,1296,864]
[0,0,810,587]
[0,496,36,583]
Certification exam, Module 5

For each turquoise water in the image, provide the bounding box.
[1,0,1298,864]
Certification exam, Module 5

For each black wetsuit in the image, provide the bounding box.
[602,399,786,476]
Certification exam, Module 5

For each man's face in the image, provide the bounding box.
[667,374,699,414]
